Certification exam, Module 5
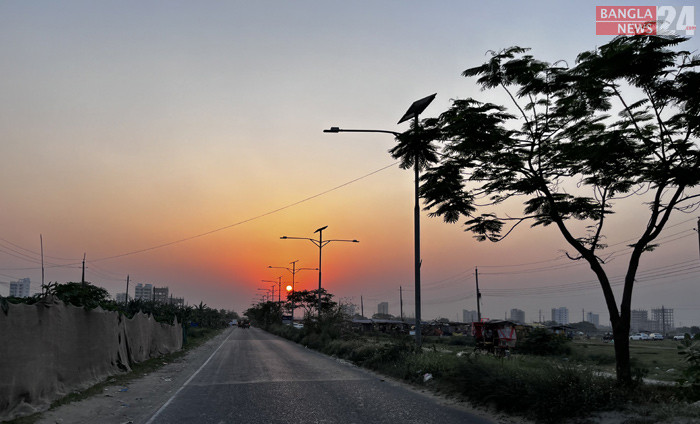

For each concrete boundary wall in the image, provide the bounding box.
[0,299,183,421]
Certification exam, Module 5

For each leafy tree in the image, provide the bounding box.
[372,313,396,320]
[46,281,110,309]
[411,36,699,384]
[569,321,598,335]
[244,300,282,329]
[285,289,337,318]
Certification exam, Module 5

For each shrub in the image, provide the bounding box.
[677,337,700,401]
[449,358,621,423]
[518,328,571,356]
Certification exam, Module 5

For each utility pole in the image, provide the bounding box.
[40,235,45,294]
[697,216,699,259]
[400,286,404,321]
[125,275,129,306]
[81,253,86,285]
[361,295,364,318]
[475,267,482,322]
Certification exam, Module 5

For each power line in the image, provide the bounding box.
[90,162,400,263]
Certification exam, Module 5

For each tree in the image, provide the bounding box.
[372,313,396,320]
[414,36,700,384]
[244,301,282,329]
[285,289,337,318]
[569,321,599,335]
[46,281,110,309]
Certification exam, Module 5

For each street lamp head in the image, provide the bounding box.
[352,240,359,243]
[280,236,288,239]
[323,127,340,133]
[314,225,328,234]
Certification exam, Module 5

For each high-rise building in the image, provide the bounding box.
[9,278,30,298]
[463,310,478,323]
[134,283,153,301]
[510,308,525,323]
[377,302,389,316]
[551,307,569,325]
[153,287,169,303]
[585,312,600,327]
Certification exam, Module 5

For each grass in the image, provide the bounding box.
[267,324,699,423]
[6,326,225,424]
[569,338,685,382]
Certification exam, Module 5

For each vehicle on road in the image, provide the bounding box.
[629,333,649,340]
[649,333,664,340]
[674,334,688,340]
[237,318,251,328]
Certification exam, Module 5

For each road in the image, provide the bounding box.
[145,327,495,424]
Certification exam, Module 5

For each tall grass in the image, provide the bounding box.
[267,325,691,423]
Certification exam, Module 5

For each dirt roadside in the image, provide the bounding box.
[34,327,234,424]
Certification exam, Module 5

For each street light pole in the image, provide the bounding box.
[315,226,325,314]
[322,93,436,347]
[268,261,317,321]
[262,279,282,304]
[280,226,359,316]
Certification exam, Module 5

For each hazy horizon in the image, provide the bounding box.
[1,1,698,327]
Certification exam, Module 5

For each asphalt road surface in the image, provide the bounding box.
[144,327,495,424]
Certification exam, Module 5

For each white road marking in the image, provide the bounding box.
[144,328,235,424]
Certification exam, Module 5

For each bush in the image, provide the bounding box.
[518,328,571,356]
[449,358,621,423]
[677,337,700,401]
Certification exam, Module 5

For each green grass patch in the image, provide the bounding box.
[569,339,685,382]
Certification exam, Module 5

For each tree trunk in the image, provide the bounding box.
[612,317,632,384]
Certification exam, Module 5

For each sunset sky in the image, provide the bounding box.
[1,1,698,327]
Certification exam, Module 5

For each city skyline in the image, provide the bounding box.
[1,1,699,326]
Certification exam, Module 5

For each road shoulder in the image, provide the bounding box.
[35,327,234,424]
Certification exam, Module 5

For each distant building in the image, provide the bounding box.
[650,307,674,333]
[134,283,153,301]
[586,312,600,327]
[169,297,184,307]
[552,307,569,325]
[463,309,478,323]
[510,308,525,324]
[116,293,129,303]
[153,287,169,303]
[631,309,649,332]
[9,278,30,298]
[377,302,389,316]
